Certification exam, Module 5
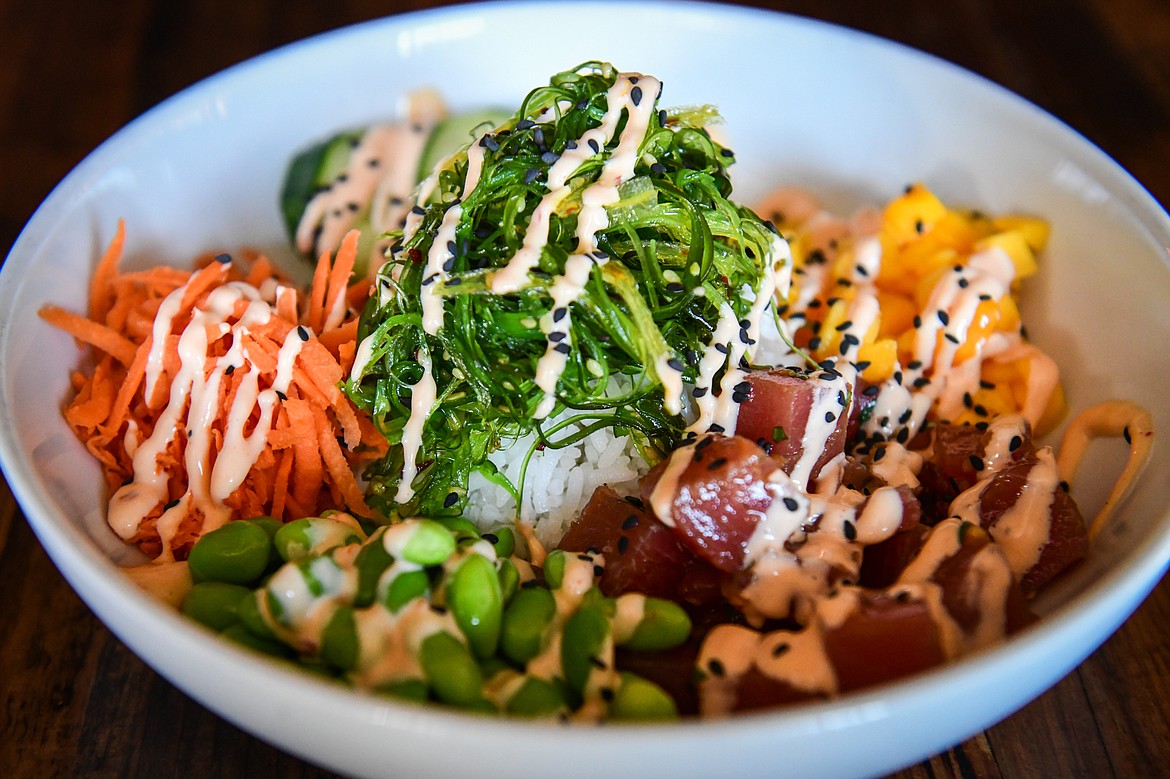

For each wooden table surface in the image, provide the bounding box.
[3,1,1169,777]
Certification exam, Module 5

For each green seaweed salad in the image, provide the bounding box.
[343,61,792,519]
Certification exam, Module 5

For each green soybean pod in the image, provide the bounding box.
[182,581,251,631]
[500,585,556,665]
[383,568,431,612]
[418,631,483,708]
[616,595,693,652]
[482,526,515,558]
[274,516,362,563]
[353,531,395,607]
[188,520,273,585]
[560,604,611,695]
[320,605,359,671]
[382,519,457,566]
[235,589,277,639]
[447,554,503,658]
[609,672,679,721]
[506,677,566,717]
[542,549,567,589]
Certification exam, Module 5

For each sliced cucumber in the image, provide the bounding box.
[279,129,363,246]
[417,109,512,181]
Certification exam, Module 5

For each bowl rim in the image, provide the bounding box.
[3,1,1170,776]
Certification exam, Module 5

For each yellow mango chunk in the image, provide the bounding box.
[992,214,1051,252]
[974,230,1038,279]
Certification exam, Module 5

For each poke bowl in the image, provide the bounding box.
[2,2,1170,779]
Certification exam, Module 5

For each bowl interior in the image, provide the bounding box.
[3,3,1170,778]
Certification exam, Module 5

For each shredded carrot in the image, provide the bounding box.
[39,225,379,560]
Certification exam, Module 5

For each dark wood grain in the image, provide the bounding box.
[2,2,1168,777]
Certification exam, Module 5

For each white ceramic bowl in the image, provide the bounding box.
[3,2,1169,778]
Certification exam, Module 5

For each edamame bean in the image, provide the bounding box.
[383,568,430,612]
[376,678,429,703]
[431,515,481,542]
[221,623,294,659]
[188,520,273,585]
[274,516,362,562]
[497,558,520,605]
[353,530,394,607]
[381,519,456,566]
[506,677,566,717]
[447,553,503,658]
[560,604,611,695]
[616,595,692,652]
[235,589,277,639]
[542,549,567,589]
[483,526,515,558]
[418,631,483,707]
[182,581,251,631]
[500,585,556,665]
[609,672,678,721]
[320,605,358,671]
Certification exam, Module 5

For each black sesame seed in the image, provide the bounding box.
[862,384,879,397]
[275,390,287,401]
[707,659,726,677]
[541,151,559,165]
[617,536,629,556]
[548,331,566,343]
[714,343,730,355]
[665,281,685,293]
[707,457,727,471]
[516,119,534,130]
[601,687,616,702]
[552,307,567,322]
[968,454,985,471]
[214,252,231,264]
[224,364,235,376]
[553,343,571,355]
[913,377,931,388]
[658,108,667,126]
[732,391,749,404]
[622,515,640,530]
[873,446,886,462]
[588,139,601,154]
[1124,426,1132,444]
[896,427,910,444]
[296,325,310,342]
[771,642,791,657]
[782,497,800,512]
[708,423,725,434]
[411,205,426,216]
[163,499,180,511]
[695,436,715,452]
[825,411,837,423]
[692,386,708,398]
[958,278,970,288]
[835,320,853,332]
[524,167,540,184]
[843,520,857,541]
[443,491,458,508]
[667,357,685,371]
[431,605,448,615]
[445,277,462,287]
[913,315,923,329]
[593,565,605,578]
[630,85,643,106]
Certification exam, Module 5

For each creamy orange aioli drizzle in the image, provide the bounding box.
[1057,400,1155,540]
[946,415,1054,579]
[296,91,446,272]
[109,271,307,561]
[531,74,661,418]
